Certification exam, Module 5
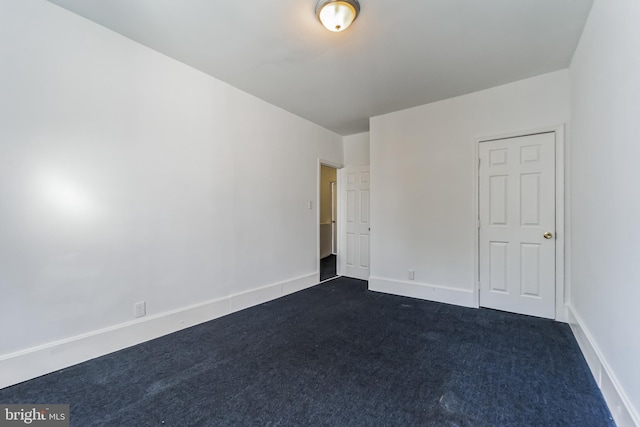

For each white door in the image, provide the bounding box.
[343,166,370,280]
[479,133,556,319]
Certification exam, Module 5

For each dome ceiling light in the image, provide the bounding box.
[315,0,361,32]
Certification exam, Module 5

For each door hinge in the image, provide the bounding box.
[477,219,480,229]
[478,158,481,168]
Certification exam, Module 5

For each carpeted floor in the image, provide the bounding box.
[0,278,614,426]
[320,254,337,281]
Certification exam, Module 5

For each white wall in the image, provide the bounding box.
[343,132,370,167]
[369,71,570,306]
[0,0,341,386]
[569,0,640,424]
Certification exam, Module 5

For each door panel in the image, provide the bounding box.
[359,234,369,268]
[520,243,541,296]
[490,175,508,225]
[360,190,370,223]
[520,173,540,226]
[346,233,355,265]
[343,166,370,280]
[489,241,508,292]
[347,190,355,222]
[479,133,555,319]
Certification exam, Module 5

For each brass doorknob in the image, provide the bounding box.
[543,232,553,239]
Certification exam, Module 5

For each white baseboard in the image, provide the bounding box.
[0,272,319,390]
[567,305,639,427]
[368,277,477,308]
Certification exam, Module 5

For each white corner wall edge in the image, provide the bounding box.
[0,272,319,390]
[567,305,640,427]
[368,277,477,308]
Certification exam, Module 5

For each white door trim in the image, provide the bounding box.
[317,159,343,282]
[473,125,566,321]
[331,181,337,255]
[338,168,346,277]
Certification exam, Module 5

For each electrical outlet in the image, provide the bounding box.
[408,269,415,280]
[134,301,146,318]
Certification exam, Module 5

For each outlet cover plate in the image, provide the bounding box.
[134,301,146,318]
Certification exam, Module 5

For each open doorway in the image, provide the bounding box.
[320,164,338,281]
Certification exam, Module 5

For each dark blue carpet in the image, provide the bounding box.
[0,278,614,426]
[320,254,337,281]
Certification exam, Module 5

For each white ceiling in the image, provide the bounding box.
[47,0,593,135]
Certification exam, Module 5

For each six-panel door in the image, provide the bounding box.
[344,166,370,280]
[479,133,556,319]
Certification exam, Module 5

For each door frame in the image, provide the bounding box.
[317,159,343,282]
[331,181,338,255]
[473,124,566,321]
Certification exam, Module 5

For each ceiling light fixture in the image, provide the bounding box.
[316,0,360,33]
